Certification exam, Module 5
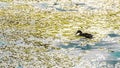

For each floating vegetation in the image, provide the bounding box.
[0,0,120,68]
[0,45,81,68]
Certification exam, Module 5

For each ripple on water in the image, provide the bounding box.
[108,33,120,37]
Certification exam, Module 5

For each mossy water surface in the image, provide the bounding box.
[0,1,120,68]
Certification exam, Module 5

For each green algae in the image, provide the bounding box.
[0,1,120,67]
[0,0,13,2]
[1,4,120,44]
[0,45,80,68]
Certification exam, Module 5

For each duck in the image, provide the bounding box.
[76,30,93,39]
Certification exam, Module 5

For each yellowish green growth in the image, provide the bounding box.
[0,0,13,2]
[0,0,120,68]
[1,3,120,45]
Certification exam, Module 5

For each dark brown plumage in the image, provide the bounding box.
[76,30,93,39]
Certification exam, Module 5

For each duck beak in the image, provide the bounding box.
[76,33,80,36]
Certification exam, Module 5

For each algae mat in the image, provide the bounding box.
[0,0,120,68]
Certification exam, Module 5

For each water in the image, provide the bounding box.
[31,1,100,12]
[17,63,23,68]
[56,33,120,67]
[108,33,120,37]
[33,3,48,9]
[110,51,120,58]
[3,33,120,67]
[75,3,86,6]
[1,1,120,68]
[0,2,9,9]
[0,41,7,47]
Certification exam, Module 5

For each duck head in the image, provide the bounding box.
[76,30,82,36]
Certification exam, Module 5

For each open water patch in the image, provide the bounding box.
[55,8,66,11]
[110,51,120,58]
[32,2,49,10]
[95,41,114,46]
[87,6,97,10]
[0,41,7,46]
[0,2,9,9]
[16,63,23,68]
[108,33,120,37]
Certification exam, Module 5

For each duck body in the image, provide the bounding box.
[76,30,93,39]
[81,33,93,39]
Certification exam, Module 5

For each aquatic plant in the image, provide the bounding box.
[0,0,120,68]
[0,45,81,68]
